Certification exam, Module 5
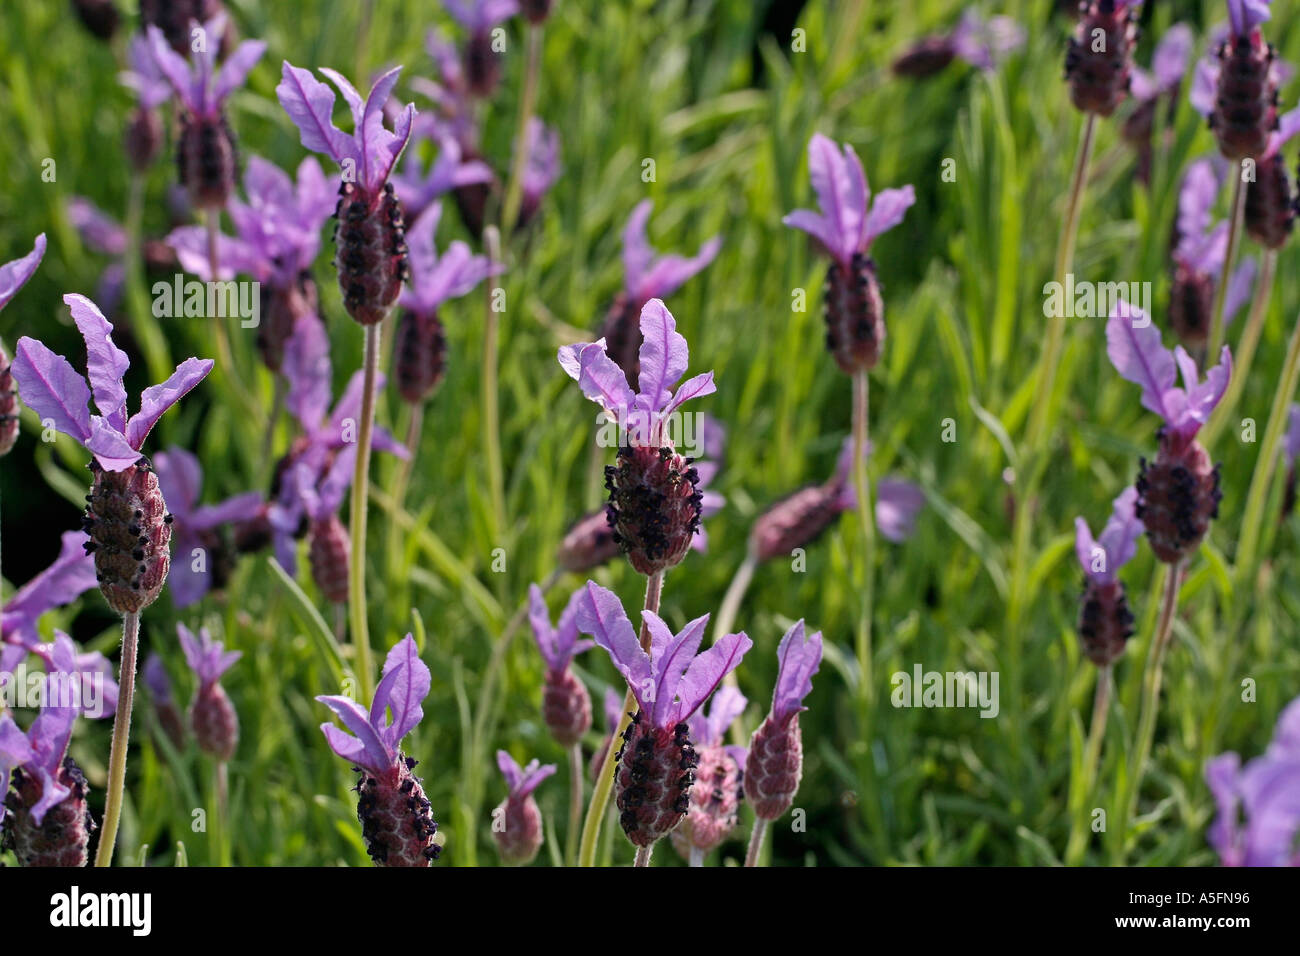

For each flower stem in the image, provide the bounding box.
[566,743,583,867]
[1064,663,1112,865]
[1114,560,1182,862]
[348,321,381,703]
[1233,309,1300,594]
[212,760,231,867]
[689,845,704,867]
[1203,248,1276,450]
[1208,172,1247,360]
[852,369,874,706]
[714,552,757,743]
[744,817,769,867]
[578,571,663,867]
[94,611,140,867]
[123,172,171,385]
[481,227,505,547]
[633,845,653,868]
[1026,112,1096,451]
[500,24,543,237]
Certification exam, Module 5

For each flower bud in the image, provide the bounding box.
[2,758,96,867]
[355,755,440,866]
[749,484,843,564]
[542,667,592,749]
[308,514,350,604]
[0,343,18,457]
[744,713,803,821]
[82,459,173,615]
[1077,578,1135,666]
[257,273,317,372]
[1136,432,1222,564]
[614,713,697,847]
[124,106,163,173]
[823,253,885,374]
[599,292,644,389]
[71,0,120,41]
[1244,153,1295,249]
[669,742,742,859]
[177,113,238,210]
[520,0,552,25]
[556,509,621,574]
[394,309,448,404]
[493,793,544,865]
[1210,32,1279,162]
[604,444,703,576]
[891,38,957,78]
[1064,1,1138,117]
[1167,262,1214,347]
[464,31,503,98]
[334,181,409,326]
[191,681,238,762]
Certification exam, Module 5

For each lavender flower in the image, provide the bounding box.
[0,234,46,457]
[121,33,173,171]
[515,118,560,230]
[10,295,213,613]
[1206,694,1300,866]
[1282,404,1300,519]
[745,621,822,821]
[141,0,226,54]
[1204,0,1279,161]
[392,133,493,223]
[154,447,262,608]
[559,299,716,575]
[168,155,334,369]
[670,685,747,861]
[277,61,416,325]
[143,652,186,750]
[68,198,178,320]
[575,580,752,848]
[393,202,499,404]
[1074,487,1141,666]
[2,532,98,677]
[1106,300,1231,563]
[1168,159,1258,346]
[1243,108,1300,248]
[1064,1,1140,117]
[529,584,594,748]
[599,200,721,387]
[783,134,915,374]
[177,623,239,760]
[492,751,556,865]
[891,10,1025,78]
[148,14,266,208]
[317,634,440,866]
[0,635,105,866]
[590,686,625,782]
[1123,23,1193,180]
[445,0,520,97]
[750,438,924,563]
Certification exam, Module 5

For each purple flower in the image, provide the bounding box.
[685,684,747,750]
[558,298,716,447]
[317,634,431,776]
[445,0,519,31]
[1226,0,1272,37]
[493,750,555,865]
[517,118,561,226]
[143,652,174,703]
[393,134,493,222]
[527,584,593,674]
[620,200,721,306]
[2,531,99,674]
[764,620,823,727]
[949,11,1026,71]
[496,750,556,798]
[745,621,821,820]
[400,202,500,316]
[1206,694,1300,866]
[1129,23,1193,101]
[0,233,46,312]
[1075,486,1141,585]
[1105,300,1232,441]
[1285,404,1300,466]
[573,581,752,731]
[10,294,213,472]
[177,622,240,689]
[123,32,174,110]
[276,61,416,196]
[146,14,265,120]
[178,624,241,761]
[414,31,478,155]
[782,133,915,270]
[154,447,263,607]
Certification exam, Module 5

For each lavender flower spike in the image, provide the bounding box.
[783,133,915,374]
[445,0,520,97]
[575,580,752,848]
[745,620,822,821]
[892,10,1025,78]
[515,118,561,230]
[529,584,595,747]
[1206,693,1300,866]
[317,634,440,866]
[11,295,213,613]
[148,15,266,208]
[1074,487,1141,666]
[1064,1,1140,117]
[1207,0,1279,161]
[122,33,173,171]
[178,623,240,761]
[0,233,47,457]
[155,447,262,607]
[560,298,716,576]
[392,134,493,223]
[2,531,98,677]
[1123,23,1193,181]
[670,685,747,861]
[143,653,186,750]
[492,751,557,865]
[277,61,416,325]
[1106,300,1230,563]
[600,200,721,387]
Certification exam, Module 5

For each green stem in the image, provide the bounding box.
[566,743,583,867]
[715,553,757,745]
[1027,112,1097,451]
[1064,663,1112,865]
[349,322,382,703]
[852,369,874,706]
[94,611,140,867]
[1207,172,1247,360]
[1115,560,1182,862]
[578,571,663,867]
[212,760,230,867]
[481,227,506,545]
[633,845,653,867]
[500,24,543,236]
[1233,309,1300,593]
[1203,248,1276,450]
[744,817,769,867]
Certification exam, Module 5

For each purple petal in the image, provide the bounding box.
[671,630,752,725]
[85,418,141,471]
[1223,257,1257,328]
[781,209,839,262]
[661,371,716,419]
[515,760,557,798]
[527,583,560,671]
[635,299,689,412]
[374,634,431,748]
[1284,405,1300,465]
[496,749,523,790]
[213,39,266,104]
[126,357,214,450]
[153,446,203,517]
[1189,57,1219,117]
[5,531,97,625]
[621,200,655,293]
[1178,345,1232,433]
[1227,0,1272,37]
[66,294,130,431]
[9,337,93,443]
[1097,486,1141,576]
[805,133,865,265]
[318,694,393,775]
[276,61,360,168]
[770,621,823,725]
[703,685,747,747]
[167,532,211,608]
[863,185,916,248]
[647,613,710,727]
[575,581,652,711]
[69,199,127,256]
[1176,159,1220,250]
[283,315,332,431]
[0,712,35,824]
[1152,23,1194,91]
[875,479,925,542]
[142,654,173,702]
[145,25,198,111]
[635,237,722,302]
[1105,300,1177,424]
[1074,516,1103,581]
[573,343,635,417]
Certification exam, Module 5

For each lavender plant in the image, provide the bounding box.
[492,750,555,865]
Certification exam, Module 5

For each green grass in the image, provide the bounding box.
[2,0,1299,867]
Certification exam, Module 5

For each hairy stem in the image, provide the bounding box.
[348,322,381,703]
[1204,248,1276,449]
[1064,663,1112,865]
[578,571,663,867]
[500,24,543,236]
[633,844,653,868]
[744,817,770,867]
[481,227,506,546]
[567,743,584,867]
[94,611,140,867]
[1207,172,1247,359]
[852,369,875,705]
